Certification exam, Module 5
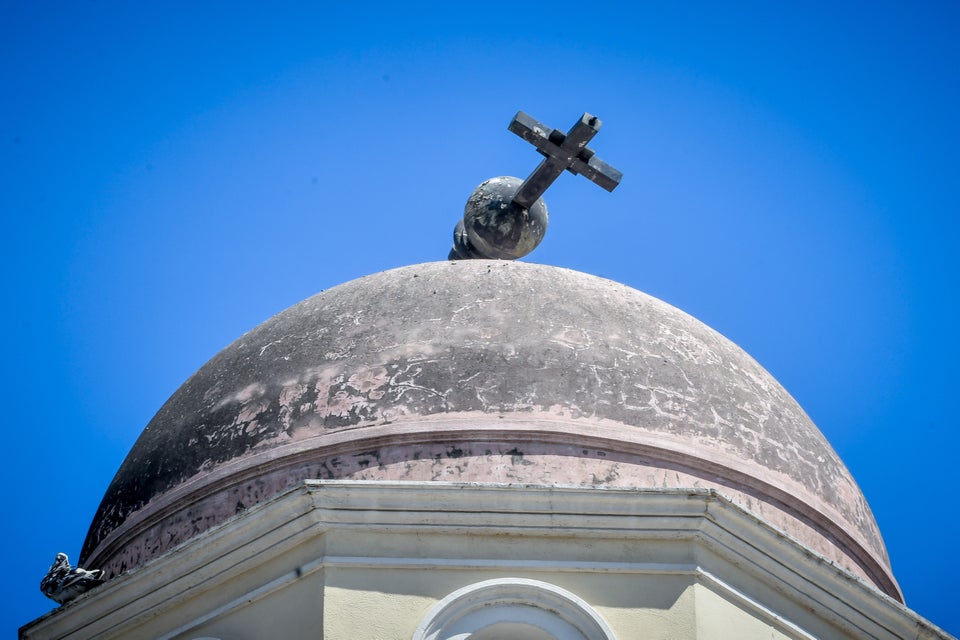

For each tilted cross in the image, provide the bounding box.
[508,111,623,210]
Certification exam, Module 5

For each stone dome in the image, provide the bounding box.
[80,260,899,599]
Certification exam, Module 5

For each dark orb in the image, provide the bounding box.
[449,177,549,260]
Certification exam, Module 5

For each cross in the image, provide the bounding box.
[508,111,622,210]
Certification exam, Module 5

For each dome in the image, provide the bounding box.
[80,260,899,599]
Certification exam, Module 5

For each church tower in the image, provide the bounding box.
[21,113,955,640]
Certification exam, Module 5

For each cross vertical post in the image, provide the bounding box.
[508,111,622,210]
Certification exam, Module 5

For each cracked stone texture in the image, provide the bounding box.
[80,260,895,596]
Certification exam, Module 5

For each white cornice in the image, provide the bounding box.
[21,481,953,640]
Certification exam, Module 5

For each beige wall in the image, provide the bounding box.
[323,569,695,640]
[694,583,794,640]
[183,567,806,640]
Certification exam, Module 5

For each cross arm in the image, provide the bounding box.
[568,153,622,192]
[508,111,622,208]
[508,111,557,149]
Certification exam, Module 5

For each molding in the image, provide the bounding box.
[83,418,896,600]
[319,556,699,574]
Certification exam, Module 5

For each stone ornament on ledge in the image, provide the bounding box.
[40,553,105,605]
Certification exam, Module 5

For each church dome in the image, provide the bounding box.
[80,260,899,599]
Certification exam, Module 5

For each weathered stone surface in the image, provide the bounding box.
[80,260,897,598]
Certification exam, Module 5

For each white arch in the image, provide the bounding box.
[412,577,617,640]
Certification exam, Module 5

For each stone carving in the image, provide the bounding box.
[40,553,105,605]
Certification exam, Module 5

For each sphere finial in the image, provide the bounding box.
[448,177,548,260]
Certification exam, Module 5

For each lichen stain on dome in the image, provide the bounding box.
[79,260,898,599]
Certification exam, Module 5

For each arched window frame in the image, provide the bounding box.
[412,577,617,640]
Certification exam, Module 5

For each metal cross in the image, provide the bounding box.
[508,111,623,210]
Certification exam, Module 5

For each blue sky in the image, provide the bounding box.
[4,1,958,635]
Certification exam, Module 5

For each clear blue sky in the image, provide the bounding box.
[4,1,958,635]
